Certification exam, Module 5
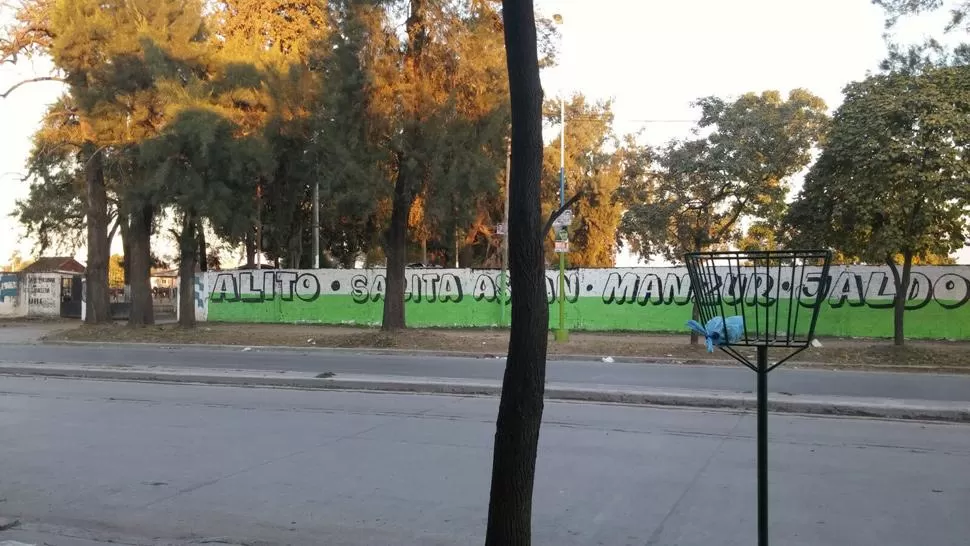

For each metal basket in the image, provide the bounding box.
[684,249,832,370]
[684,249,832,546]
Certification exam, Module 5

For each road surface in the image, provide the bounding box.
[0,377,968,545]
[1,342,969,402]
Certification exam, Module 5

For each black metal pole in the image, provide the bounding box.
[757,344,769,546]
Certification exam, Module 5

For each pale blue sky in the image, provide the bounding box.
[1,0,966,265]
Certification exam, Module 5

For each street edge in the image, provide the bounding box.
[2,365,967,423]
[36,339,968,374]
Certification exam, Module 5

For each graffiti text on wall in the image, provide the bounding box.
[27,276,57,310]
[0,274,17,303]
[207,268,970,310]
[600,270,970,309]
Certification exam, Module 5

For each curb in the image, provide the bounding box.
[37,340,970,374]
[42,339,682,363]
[2,363,968,423]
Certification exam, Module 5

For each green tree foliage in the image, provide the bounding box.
[786,67,970,345]
[14,97,87,254]
[3,0,219,324]
[210,0,329,268]
[314,0,511,329]
[139,108,271,326]
[542,95,630,267]
[620,138,728,261]
[620,89,828,262]
[873,0,970,71]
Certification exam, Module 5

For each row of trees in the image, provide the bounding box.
[0,0,824,332]
[0,0,966,543]
[1,0,521,328]
[4,1,969,345]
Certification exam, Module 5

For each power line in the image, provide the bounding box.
[568,117,696,123]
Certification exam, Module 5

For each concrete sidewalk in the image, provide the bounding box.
[1,362,967,422]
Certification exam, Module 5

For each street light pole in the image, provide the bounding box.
[312,181,320,269]
[553,13,568,342]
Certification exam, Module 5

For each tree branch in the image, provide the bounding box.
[542,191,584,237]
[1,76,64,99]
[885,253,901,291]
[712,197,747,242]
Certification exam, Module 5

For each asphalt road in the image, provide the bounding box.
[1,342,969,402]
[0,377,967,546]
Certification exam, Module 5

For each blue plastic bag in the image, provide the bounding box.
[686,316,745,352]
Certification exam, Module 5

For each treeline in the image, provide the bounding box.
[3,1,969,341]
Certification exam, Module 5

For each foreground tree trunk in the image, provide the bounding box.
[887,251,913,346]
[84,144,112,324]
[382,165,414,331]
[485,2,548,545]
[128,205,155,326]
[178,210,198,328]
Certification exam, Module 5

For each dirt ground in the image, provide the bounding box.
[47,322,970,373]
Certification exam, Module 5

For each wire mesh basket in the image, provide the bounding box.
[684,249,833,369]
[684,249,832,546]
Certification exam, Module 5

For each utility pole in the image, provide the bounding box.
[553,13,568,342]
[255,185,262,269]
[312,181,320,269]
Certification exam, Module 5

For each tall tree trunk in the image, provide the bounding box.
[119,214,131,291]
[128,205,155,327]
[887,251,913,346]
[689,242,702,346]
[287,215,304,269]
[485,3,547,545]
[245,231,256,267]
[382,165,413,331]
[381,0,428,331]
[690,303,700,346]
[84,144,111,324]
[198,220,208,273]
[178,210,198,328]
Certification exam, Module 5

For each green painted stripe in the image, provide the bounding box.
[206,295,970,339]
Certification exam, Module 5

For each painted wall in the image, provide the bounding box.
[192,266,970,339]
[0,272,24,317]
[0,273,66,318]
[25,273,61,317]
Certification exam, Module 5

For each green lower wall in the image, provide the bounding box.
[205,295,970,339]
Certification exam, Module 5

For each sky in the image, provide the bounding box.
[1,0,967,266]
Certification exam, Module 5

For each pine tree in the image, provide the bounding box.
[313,0,510,329]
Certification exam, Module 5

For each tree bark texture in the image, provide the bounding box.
[887,251,913,346]
[381,0,429,331]
[128,205,155,327]
[84,144,111,324]
[119,215,131,288]
[178,210,198,328]
[382,165,414,331]
[485,2,548,545]
[198,220,208,273]
[245,230,256,267]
